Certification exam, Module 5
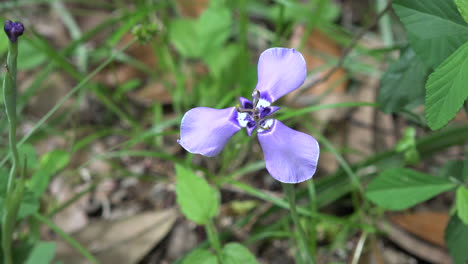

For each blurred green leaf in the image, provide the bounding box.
[378,48,427,113]
[439,160,465,182]
[222,243,258,264]
[24,242,56,264]
[0,190,39,220]
[393,0,468,68]
[169,5,232,58]
[182,248,217,264]
[18,143,38,172]
[445,214,468,264]
[456,186,468,225]
[175,165,220,225]
[28,150,70,198]
[366,168,455,210]
[425,42,468,130]
[455,0,468,23]
[18,38,47,70]
[204,44,239,78]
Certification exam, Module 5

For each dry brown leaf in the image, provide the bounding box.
[389,211,449,247]
[55,209,178,264]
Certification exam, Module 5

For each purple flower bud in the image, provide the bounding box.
[4,20,24,43]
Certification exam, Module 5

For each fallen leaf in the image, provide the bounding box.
[55,209,178,264]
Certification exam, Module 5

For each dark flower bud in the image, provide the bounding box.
[4,20,24,43]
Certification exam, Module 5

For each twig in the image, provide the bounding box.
[289,1,393,103]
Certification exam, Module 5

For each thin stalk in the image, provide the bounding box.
[306,180,318,253]
[33,213,99,264]
[2,35,21,264]
[205,220,223,263]
[282,183,316,264]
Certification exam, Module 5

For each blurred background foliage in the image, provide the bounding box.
[0,0,468,263]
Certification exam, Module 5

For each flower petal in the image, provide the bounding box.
[257,120,319,183]
[178,107,241,157]
[255,48,306,103]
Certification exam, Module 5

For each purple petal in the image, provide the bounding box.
[255,48,306,103]
[178,107,241,157]
[257,120,319,183]
[239,97,253,109]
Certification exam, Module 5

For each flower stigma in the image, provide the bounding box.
[235,89,279,134]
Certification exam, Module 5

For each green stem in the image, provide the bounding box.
[3,41,20,193]
[282,183,316,264]
[33,213,99,264]
[306,180,317,253]
[205,220,223,263]
[2,38,21,264]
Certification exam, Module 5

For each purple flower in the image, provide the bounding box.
[4,20,24,43]
[178,48,320,183]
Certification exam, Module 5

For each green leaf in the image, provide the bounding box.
[378,48,427,113]
[0,190,39,220]
[455,0,468,23]
[18,38,48,70]
[222,243,258,264]
[425,42,468,130]
[456,187,468,225]
[175,165,220,225]
[182,248,218,264]
[365,168,455,210]
[445,214,468,264]
[169,5,232,58]
[393,0,468,68]
[24,242,56,264]
[28,150,70,198]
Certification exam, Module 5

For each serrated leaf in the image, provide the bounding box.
[182,249,218,264]
[378,48,427,113]
[393,0,468,68]
[366,168,455,210]
[425,42,468,130]
[455,0,468,23]
[456,187,468,225]
[24,242,56,264]
[28,150,70,197]
[222,243,258,264]
[175,165,220,225]
[445,214,468,264]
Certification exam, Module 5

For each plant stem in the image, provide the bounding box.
[2,37,21,264]
[205,220,223,263]
[282,183,316,264]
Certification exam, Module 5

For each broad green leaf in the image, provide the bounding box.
[393,0,468,68]
[169,5,232,58]
[175,165,220,225]
[204,44,239,79]
[445,214,468,264]
[378,48,427,113]
[24,242,56,264]
[182,248,218,264]
[169,19,200,57]
[222,243,258,264]
[455,0,468,23]
[28,150,70,198]
[18,143,38,172]
[366,168,455,210]
[456,187,468,225]
[425,42,468,130]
